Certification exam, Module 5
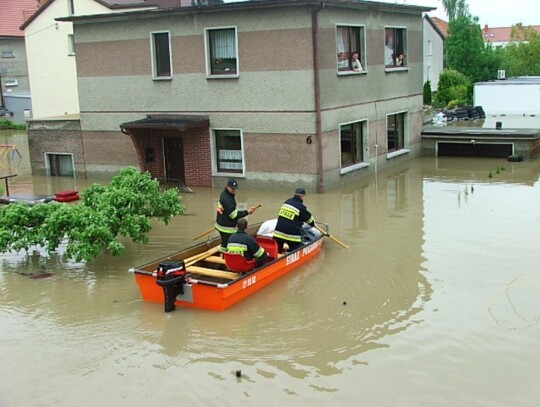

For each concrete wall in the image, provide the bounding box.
[3,93,32,124]
[0,37,30,93]
[474,80,540,115]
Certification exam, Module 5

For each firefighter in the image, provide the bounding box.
[273,187,315,253]
[215,179,258,252]
[227,218,268,266]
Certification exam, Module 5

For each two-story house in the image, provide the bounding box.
[423,15,446,92]
[31,0,432,192]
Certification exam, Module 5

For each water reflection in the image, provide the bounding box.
[1,146,539,405]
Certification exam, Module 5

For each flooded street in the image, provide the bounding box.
[1,150,540,406]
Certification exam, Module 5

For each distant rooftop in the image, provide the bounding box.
[0,0,39,37]
[482,24,540,44]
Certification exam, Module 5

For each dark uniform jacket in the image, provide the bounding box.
[227,230,266,260]
[274,195,315,243]
[215,188,248,235]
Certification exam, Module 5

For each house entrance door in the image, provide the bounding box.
[164,137,185,183]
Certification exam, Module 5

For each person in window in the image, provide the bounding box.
[337,51,349,69]
[351,51,363,72]
[273,187,316,253]
[396,53,405,66]
[215,179,258,253]
[227,218,268,266]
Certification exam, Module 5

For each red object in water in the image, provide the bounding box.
[54,190,79,202]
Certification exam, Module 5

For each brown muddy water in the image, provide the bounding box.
[1,143,540,406]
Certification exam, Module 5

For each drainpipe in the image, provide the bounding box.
[311,2,324,193]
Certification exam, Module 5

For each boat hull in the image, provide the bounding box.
[131,225,325,311]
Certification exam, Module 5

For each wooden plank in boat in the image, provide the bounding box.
[203,256,226,264]
[186,266,238,280]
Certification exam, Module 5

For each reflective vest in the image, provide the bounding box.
[227,230,266,260]
[274,195,314,243]
[215,188,248,234]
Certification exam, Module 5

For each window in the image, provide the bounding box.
[385,28,407,68]
[68,34,75,55]
[151,31,172,79]
[336,25,365,73]
[214,130,243,174]
[340,121,366,169]
[206,27,238,76]
[1,50,14,58]
[427,40,432,56]
[387,112,407,153]
[46,153,74,176]
[68,0,75,15]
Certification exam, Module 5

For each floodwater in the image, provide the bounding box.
[1,133,540,406]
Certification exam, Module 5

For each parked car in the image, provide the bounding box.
[0,106,14,118]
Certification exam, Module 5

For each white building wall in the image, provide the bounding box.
[474,81,540,115]
[24,0,150,119]
[423,18,444,91]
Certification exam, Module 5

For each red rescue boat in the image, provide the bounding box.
[129,221,327,312]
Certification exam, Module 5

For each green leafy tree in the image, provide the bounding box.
[446,15,486,82]
[439,0,470,21]
[503,27,540,76]
[0,167,185,262]
[434,69,472,108]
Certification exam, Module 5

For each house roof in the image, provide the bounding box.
[429,16,448,38]
[424,14,447,40]
[20,0,156,30]
[57,0,435,24]
[482,24,540,43]
[120,115,210,133]
[0,0,40,38]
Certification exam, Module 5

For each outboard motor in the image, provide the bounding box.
[155,260,186,312]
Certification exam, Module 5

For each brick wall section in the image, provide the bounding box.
[184,127,212,187]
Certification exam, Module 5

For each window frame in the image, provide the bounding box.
[427,39,433,56]
[68,34,75,55]
[386,111,409,158]
[335,24,366,75]
[1,50,14,58]
[339,119,369,174]
[150,31,173,80]
[212,128,245,176]
[384,27,408,70]
[204,26,239,79]
[45,152,75,177]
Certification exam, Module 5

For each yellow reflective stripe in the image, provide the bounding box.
[254,247,265,258]
[229,208,239,219]
[273,230,301,242]
[215,223,236,234]
[306,216,314,224]
[278,203,299,221]
[227,243,247,254]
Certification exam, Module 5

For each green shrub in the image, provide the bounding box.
[423,80,432,105]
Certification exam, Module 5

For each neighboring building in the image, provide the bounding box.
[474,77,540,116]
[20,0,157,120]
[0,0,39,96]
[30,0,433,192]
[482,23,540,47]
[423,15,446,91]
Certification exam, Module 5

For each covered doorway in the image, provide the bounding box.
[120,114,212,187]
[164,137,185,183]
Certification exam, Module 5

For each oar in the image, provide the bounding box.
[192,226,216,241]
[315,225,349,249]
[185,246,221,267]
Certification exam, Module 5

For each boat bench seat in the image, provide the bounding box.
[186,266,238,280]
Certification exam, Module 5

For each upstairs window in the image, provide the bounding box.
[214,129,244,174]
[151,31,172,79]
[1,50,14,58]
[385,28,407,68]
[207,27,238,76]
[427,40,433,56]
[336,26,365,73]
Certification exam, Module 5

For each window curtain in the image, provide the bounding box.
[211,30,236,59]
[337,27,350,53]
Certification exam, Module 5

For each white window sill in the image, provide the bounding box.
[387,149,410,159]
[207,74,239,80]
[213,173,245,178]
[340,162,369,175]
[337,70,367,76]
[152,76,173,81]
[384,67,408,72]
